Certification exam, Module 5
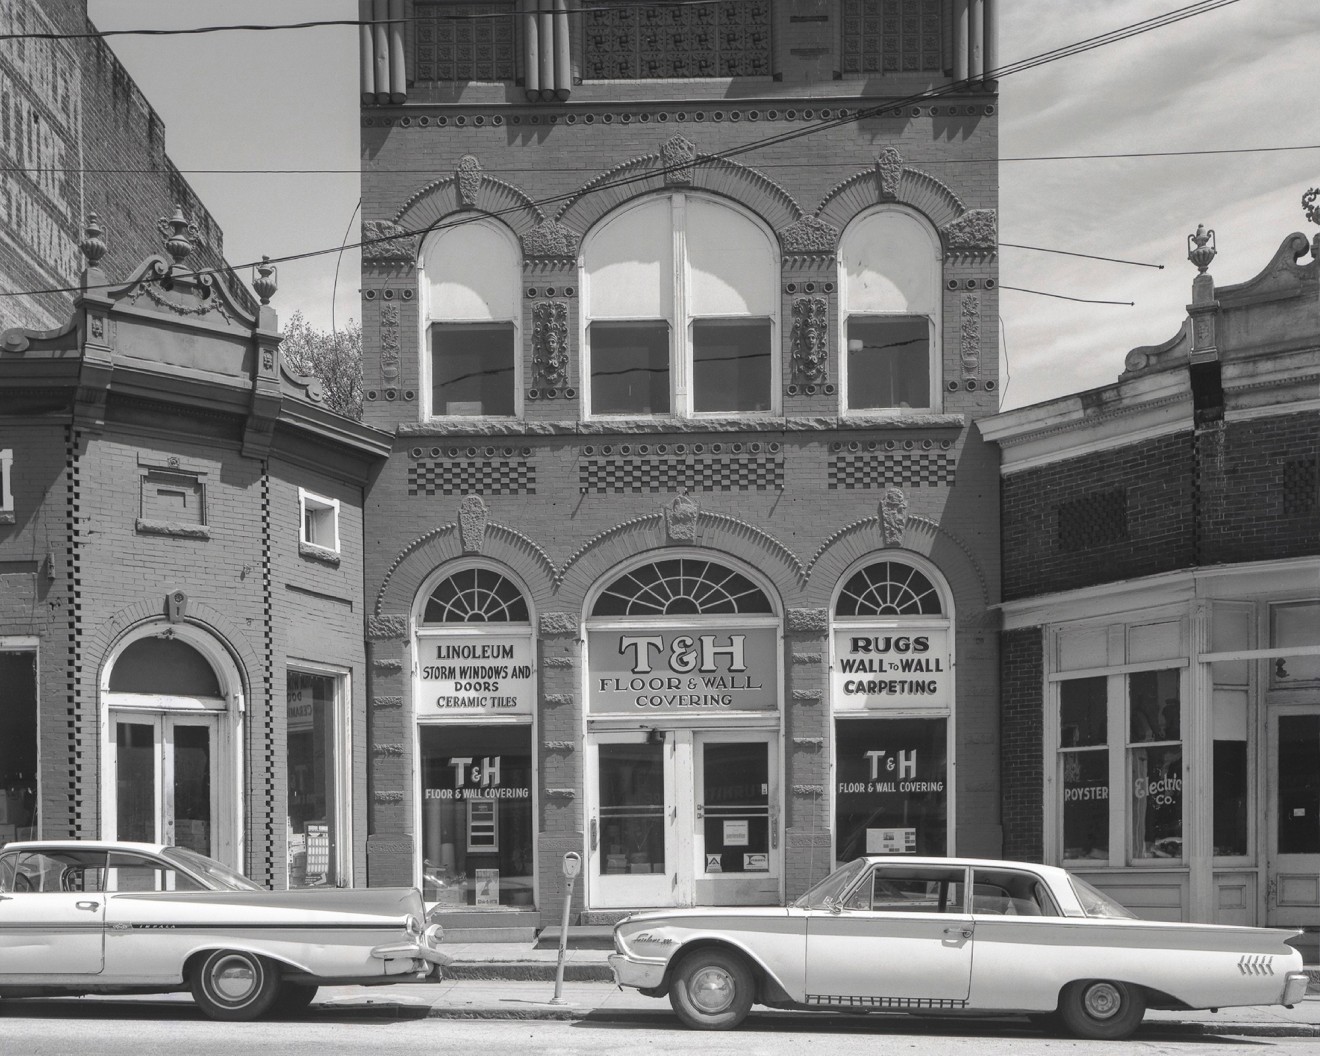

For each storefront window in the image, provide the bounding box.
[286,670,342,888]
[1060,676,1108,861]
[1212,687,1249,857]
[1128,669,1182,860]
[1271,601,1320,686]
[420,725,533,908]
[0,651,38,842]
[834,717,947,862]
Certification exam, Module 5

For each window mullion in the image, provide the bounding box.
[672,194,688,415]
[1108,672,1125,868]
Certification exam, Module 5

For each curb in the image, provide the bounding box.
[444,962,614,983]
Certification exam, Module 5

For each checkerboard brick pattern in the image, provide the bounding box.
[828,451,956,489]
[409,459,536,496]
[579,455,784,494]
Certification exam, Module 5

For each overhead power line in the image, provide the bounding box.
[0,0,1244,304]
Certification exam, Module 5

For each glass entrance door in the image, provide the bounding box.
[589,732,675,909]
[694,731,779,905]
[110,713,219,856]
[1266,707,1320,932]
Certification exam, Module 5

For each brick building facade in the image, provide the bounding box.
[982,225,1320,954]
[357,1,1003,932]
[0,215,390,886]
[0,0,250,337]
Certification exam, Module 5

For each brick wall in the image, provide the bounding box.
[1001,432,1196,602]
[1000,625,1044,862]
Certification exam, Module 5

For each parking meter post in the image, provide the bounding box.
[551,851,581,1005]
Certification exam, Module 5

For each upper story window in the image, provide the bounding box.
[583,195,778,419]
[839,208,942,414]
[421,567,530,624]
[835,561,944,617]
[839,0,944,76]
[591,558,773,617]
[421,219,520,419]
[300,488,340,553]
[582,0,772,80]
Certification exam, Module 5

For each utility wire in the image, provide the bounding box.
[998,286,1135,306]
[0,0,1243,302]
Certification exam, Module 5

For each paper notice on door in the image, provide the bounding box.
[723,820,749,846]
[706,854,723,872]
[475,868,500,905]
[743,853,768,871]
[866,827,916,854]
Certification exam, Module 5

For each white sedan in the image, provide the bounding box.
[609,856,1309,1039]
[0,840,449,1020]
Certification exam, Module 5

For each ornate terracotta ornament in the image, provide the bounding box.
[876,146,904,200]
[960,294,980,380]
[522,218,578,260]
[157,204,198,265]
[252,256,278,305]
[80,213,107,268]
[661,133,696,185]
[457,154,483,207]
[881,486,909,546]
[532,301,569,387]
[665,492,699,543]
[1187,224,1217,273]
[362,220,418,265]
[458,494,489,554]
[781,215,839,255]
[941,208,997,254]
[791,296,829,383]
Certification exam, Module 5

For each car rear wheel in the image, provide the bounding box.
[1058,979,1146,1040]
[271,982,319,1017]
[190,949,281,1021]
[669,948,754,1030]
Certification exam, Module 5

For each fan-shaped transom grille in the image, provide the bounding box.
[592,559,772,617]
[422,568,529,623]
[835,562,942,617]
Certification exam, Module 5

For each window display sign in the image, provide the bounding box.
[588,627,778,713]
[834,717,947,859]
[832,627,950,709]
[416,634,533,717]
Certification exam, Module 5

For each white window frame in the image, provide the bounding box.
[418,218,523,421]
[0,448,13,516]
[581,193,781,421]
[837,205,943,416]
[299,488,340,553]
[285,662,353,889]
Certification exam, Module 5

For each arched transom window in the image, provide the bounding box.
[421,568,529,623]
[834,561,943,617]
[592,558,773,617]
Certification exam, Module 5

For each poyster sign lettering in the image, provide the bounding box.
[832,628,950,709]
[589,627,778,713]
[416,635,534,716]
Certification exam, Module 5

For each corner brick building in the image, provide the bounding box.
[983,225,1320,957]
[357,1,1003,934]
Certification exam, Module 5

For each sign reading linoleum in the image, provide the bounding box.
[416,635,534,716]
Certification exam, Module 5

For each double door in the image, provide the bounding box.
[588,729,779,909]
[106,710,221,858]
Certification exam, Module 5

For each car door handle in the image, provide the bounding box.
[75,901,100,911]
[943,925,973,939]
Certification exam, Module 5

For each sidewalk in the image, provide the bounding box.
[301,943,1320,1038]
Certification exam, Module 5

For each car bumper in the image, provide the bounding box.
[1283,972,1310,1005]
[371,925,453,969]
[608,954,667,990]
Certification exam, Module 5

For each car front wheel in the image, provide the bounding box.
[1058,979,1146,1040]
[669,948,754,1030]
[190,949,281,1021]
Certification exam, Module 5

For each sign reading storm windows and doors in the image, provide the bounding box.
[831,559,954,861]
[414,565,535,910]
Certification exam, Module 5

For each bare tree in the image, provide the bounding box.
[278,311,363,421]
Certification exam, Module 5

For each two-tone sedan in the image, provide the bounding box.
[0,840,449,1020]
[610,856,1309,1039]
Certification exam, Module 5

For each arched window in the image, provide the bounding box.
[834,560,944,617]
[108,637,223,696]
[839,207,941,413]
[420,218,521,418]
[582,194,778,418]
[420,567,530,623]
[592,558,773,617]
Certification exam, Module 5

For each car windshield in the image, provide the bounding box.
[792,858,870,910]
[162,847,263,891]
[1070,874,1139,918]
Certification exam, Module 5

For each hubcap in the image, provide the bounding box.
[1083,982,1122,1020]
[689,965,735,1014]
[212,957,258,1003]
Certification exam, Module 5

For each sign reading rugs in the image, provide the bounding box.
[589,628,777,713]
[832,628,950,709]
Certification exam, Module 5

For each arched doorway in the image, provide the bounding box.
[100,624,244,866]
[584,555,783,909]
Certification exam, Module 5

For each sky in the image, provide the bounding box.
[83,0,1318,412]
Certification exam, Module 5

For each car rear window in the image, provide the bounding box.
[1070,875,1139,919]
